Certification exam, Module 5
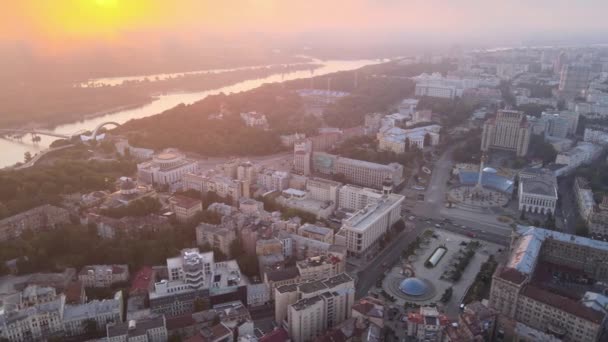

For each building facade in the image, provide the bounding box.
[481,110,531,157]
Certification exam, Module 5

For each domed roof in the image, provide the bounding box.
[482,167,497,174]
[398,277,429,296]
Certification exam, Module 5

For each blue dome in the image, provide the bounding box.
[399,278,429,296]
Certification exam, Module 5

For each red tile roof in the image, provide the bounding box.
[260,328,290,342]
[522,284,605,324]
[129,266,155,295]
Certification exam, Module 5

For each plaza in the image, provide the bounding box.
[448,185,510,208]
[380,229,502,316]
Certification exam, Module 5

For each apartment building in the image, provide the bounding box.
[305,177,341,204]
[183,172,243,204]
[78,264,129,288]
[295,254,345,283]
[286,274,355,342]
[406,306,450,341]
[196,223,236,257]
[296,224,334,244]
[106,315,168,342]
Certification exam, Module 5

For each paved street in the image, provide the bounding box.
[355,224,425,299]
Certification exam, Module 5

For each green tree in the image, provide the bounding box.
[24,151,32,163]
[575,221,590,237]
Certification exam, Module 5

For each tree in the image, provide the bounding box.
[544,213,556,230]
[520,209,526,221]
[23,151,32,163]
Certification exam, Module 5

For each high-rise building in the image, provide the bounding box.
[481,110,531,157]
[293,140,312,176]
[559,64,590,99]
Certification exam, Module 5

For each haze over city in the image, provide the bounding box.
[2,1,608,342]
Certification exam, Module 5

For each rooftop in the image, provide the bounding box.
[522,284,605,324]
[107,315,166,338]
[342,194,404,231]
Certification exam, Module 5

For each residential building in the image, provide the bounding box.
[338,192,404,257]
[78,265,129,288]
[540,111,579,138]
[584,127,608,146]
[63,292,124,337]
[257,169,290,192]
[293,140,312,176]
[364,113,384,135]
[246,283,269,308]
[295,254,345,282]
[444,301,497,342]
[137,149,198,187]
[0,205,70,242]
[297,224,334,244]
[351,297,385,329]
[278,273,355,341]
[333,157,404,189]
[489,226,608,342]
[240,112,269,129]
[574,177,597,223]
[406,306,450,342]
[106,315,168,342]
[185,322,233,342]
[0,295,65,342]
[518,173,558,215]
[287,274,355,342]
[183,173,242,204]
[337,184,385,211]
[169,195,203,223]
[589,196,608,237]
[196,224,236,257]
[280,133,306,147]
[481,110,531,157]
[305,178,341,205]
[86,213,171,239]
[559,64,591,99]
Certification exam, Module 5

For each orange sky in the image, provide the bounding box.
[2,0,608,52]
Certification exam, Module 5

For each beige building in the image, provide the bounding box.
[489,226,608,342]
[518,173,558,215]
[296,254,345,283]
[169,195,203,223]
[305,177,341,205]
[137,149,199,187]
[183,172,243,204]
[406,306,450,341]
[481,110,531,157]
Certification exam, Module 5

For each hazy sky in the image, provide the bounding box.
[2,0,608,54]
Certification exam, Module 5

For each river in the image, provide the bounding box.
[0,58,383,169]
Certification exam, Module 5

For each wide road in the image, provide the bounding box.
[413,143,461,218]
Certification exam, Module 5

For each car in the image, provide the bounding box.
[466,232,476,238]
[409,216,416,221]
[459,303,466,310]
[435,224,441,228]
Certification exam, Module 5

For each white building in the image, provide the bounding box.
[398,98,419,116]
[518,173,558,215]
[240,111,269,129]
[338,192,404,257]
[137,149,198,187]
[63,292,123,337]
[333,157,404,189]
[337,184,385,211]
[584,127,608,146]
[406,306,449,341]
[278,273,355,341]
[377,124,441,153]
[0,296,65,342]
[78,265,130,288]
[540,111,579,138]
[257,169,290,192]
[306,178,341,205]
[246,283,270,308]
